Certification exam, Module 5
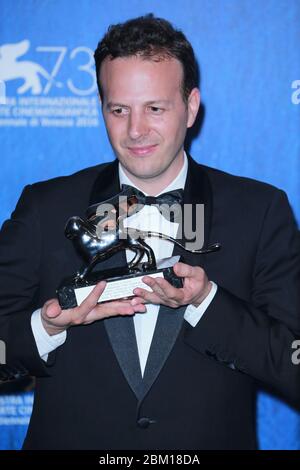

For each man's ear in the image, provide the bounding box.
[187,88,201,128]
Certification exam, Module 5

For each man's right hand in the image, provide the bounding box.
[41,281,146,336]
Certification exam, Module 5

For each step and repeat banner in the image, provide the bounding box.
[0,0,299,450]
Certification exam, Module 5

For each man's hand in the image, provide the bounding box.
[131,262,212,309]
[41,281,146,336]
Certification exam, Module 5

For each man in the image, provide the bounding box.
[0,14,299,450]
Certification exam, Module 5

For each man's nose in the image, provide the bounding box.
[128,111,149,140]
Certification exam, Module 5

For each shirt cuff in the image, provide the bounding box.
[31,308,67,361]
[184,282,218,327]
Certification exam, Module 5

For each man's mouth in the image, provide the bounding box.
[127,144,158,156]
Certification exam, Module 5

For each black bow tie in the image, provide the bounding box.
[121,184,184,207]
[121,184,184,223]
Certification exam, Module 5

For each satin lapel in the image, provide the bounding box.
[104,315,144,400]
[141,156,214,395]
[89,159,143,400]
[140,304,186,400]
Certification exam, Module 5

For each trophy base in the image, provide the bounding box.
[57,265,183,309]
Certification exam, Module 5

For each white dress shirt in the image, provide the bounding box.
[31,152,217,373]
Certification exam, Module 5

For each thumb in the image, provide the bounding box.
[43,298,62,319]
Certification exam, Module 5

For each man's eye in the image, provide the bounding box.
[112,108,127,115]
[149,106,163,114]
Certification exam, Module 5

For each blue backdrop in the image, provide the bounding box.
[0,0,299,450]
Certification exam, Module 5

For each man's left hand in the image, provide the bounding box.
[131,262,212,309]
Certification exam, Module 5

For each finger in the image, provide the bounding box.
[140,276,166,297]
[84,298,146,323]
[70,281,107,325]
[105,299,146,314]
[132,287,163,305]
[141,276,184,303]
[132,303,147,313]
[101,298,146,311]
[130,296,146,306]
[76,281,106,315]
[98,302,134,316]
[154,276,184,300]
[173,262,194,278]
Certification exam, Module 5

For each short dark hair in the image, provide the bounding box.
[94,14,199,103]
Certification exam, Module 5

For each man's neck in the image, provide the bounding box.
[120,152,186,196]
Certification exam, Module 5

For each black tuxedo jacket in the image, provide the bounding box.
[0,156,299,450]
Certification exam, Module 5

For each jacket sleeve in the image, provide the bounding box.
[183,189,300,408]
[0,185,51,377]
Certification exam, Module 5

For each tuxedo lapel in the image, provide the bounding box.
[140,304,186,400]
[103,315,144,399]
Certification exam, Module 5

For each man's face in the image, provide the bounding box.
[99,55,200,184]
